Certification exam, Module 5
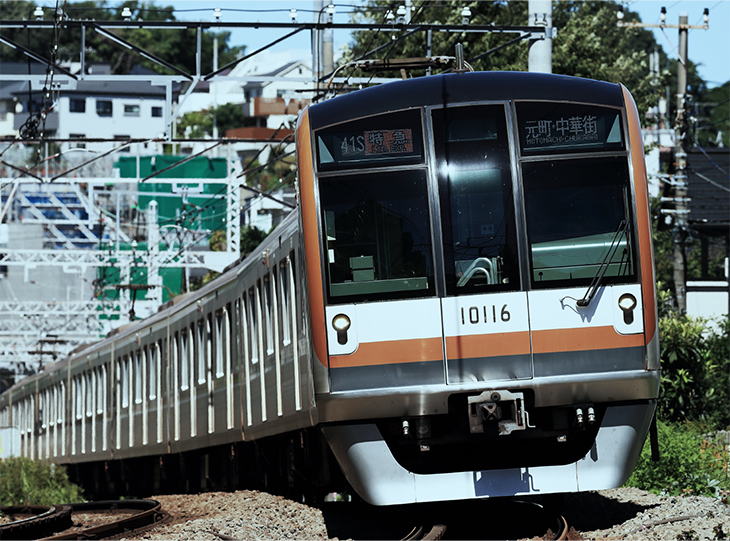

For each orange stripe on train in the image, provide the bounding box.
[296,109,328,367]
[445,332,531,359]
[621,84,657,345]
[532,326,644,354]
[329,337,443,368]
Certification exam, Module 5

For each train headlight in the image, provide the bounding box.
[618,293,637,324]
[332,314,351,345]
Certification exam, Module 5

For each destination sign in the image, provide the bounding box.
[517,103,625,155]
[316,109,423,171]
[339,129,414,158]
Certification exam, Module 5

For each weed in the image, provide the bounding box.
[0,457,84,505]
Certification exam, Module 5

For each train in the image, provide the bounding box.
[0,71,660,506]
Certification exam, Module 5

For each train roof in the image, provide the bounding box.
[308,71,625,130]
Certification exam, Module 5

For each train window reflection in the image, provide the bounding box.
[523,157,636,287]
[180,331,189,391]
[432,105,519,295]
[320,170,434,302]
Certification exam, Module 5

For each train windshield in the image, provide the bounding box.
[316,109,433,302]
[319,170,434,301]
[522,156,636,287]
[432,104,520,295]
[517,102,635,288]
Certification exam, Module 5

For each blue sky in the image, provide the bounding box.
[627,0,729,88]
[48,0,730,88]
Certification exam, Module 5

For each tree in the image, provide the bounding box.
[175,103,247,139]
[693,81,730,148]
[346,1,669,117]
[243,145,296,193]
[0,1,245,75]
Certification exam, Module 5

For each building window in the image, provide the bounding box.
[96,100,112,116]
[70,98,86,113]
[69,133,86,149]
[114,135,131,152]
[151,106,163,117]
[124,104,140,116]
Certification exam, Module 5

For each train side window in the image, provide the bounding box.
[240,293,254,427]
[249,287,259,364]
[148,346,157,400]
[135,350,144,405]
[59,380,65,423]
[75,375,83,420]
[197,319,207,385]
[96,366,104,415]
[215,310,225,378]
[40,390,47,431]
[180,330,189,391]
[173,333,181,441]
[225,306,233,373]
[122,356,130,408]
[279,259,291,346]
[432,104,520,295]
[86,371,93,417]
[52,385,59,428]
[264,273,275,356]
[189,324,196,389]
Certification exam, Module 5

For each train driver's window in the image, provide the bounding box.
[432,105,519,295]
[523,157,636,287]
[319,170,434,302]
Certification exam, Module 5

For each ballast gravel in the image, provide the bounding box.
[119,486,729,540]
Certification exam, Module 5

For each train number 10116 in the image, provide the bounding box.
[460,304,511,325]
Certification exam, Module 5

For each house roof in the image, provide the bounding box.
[10,79,174,98]
[1,61,181,99]
[241,60,308,91]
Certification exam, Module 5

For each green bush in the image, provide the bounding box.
[701,318,730,430]
[0,457,84,505]
[658,311,730,431]
[625,421,729,497]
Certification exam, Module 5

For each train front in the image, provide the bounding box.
[296,72,660,505]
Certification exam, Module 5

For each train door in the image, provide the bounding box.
[315,108,444,392]
[431,104,532,385]
[514,101,645,377]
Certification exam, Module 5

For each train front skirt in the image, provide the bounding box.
[322,402,653,506]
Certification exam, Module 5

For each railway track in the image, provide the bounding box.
[0,500,163,540]
[322,497,569,540]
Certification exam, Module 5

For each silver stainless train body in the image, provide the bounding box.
[0,211,316,465]
[1,72,660,506]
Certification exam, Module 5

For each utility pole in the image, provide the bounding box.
[617,6,709,314]
[528,0,553,73]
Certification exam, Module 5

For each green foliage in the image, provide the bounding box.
[175,104,248,139]
[694,81,730,148]
[240,225,270,257]
[658,312,730,430]
[0,457,84,505]
[192,225,270,291]
[625,421,729,497]
[347,1,668,118]
[0,1,244,75]
[243,146,296,192]
[700,318,730,430]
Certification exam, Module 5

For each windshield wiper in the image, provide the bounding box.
[576,220,629,308]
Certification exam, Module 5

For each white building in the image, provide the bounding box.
[1,62,173,157]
